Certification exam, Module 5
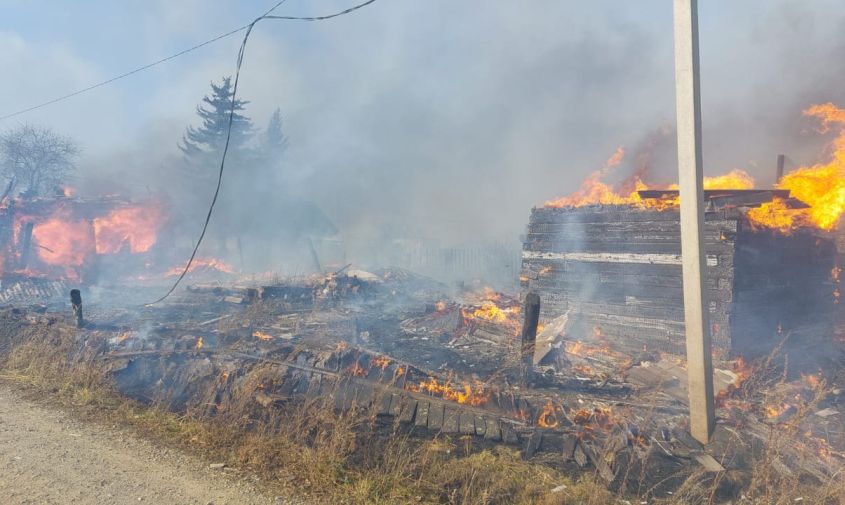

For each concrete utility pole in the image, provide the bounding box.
[673,0,715,443]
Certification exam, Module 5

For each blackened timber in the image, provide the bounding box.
[636,188,790,202]
[521,205,836,357]
[70,289,83,328]
[18,221,34,269]
[520,293,540,382]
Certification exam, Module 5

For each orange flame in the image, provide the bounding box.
[537,401,560,428]
[545,105,845,235]
[348,363,367,377]
[570,406,619,440]
[566,340,584,356]
[6,200,165,280]
[93,206,163,254]
[408,376,491,407]
[564,340,611,357]
[115,331,133,344]
[572,364,594,376]
[464,301,516,324]
[764,403,791,419]
[716,357,752,406]
[701,169,755,190]
[253,330,273,341]
[165,257,234,277]
[31,211,94,268]
[544,142,755,210]
[370,356,390,371]
[461,289,521,334]
[748,103,845,232]
[544,148,636,208]
[194,337,204,350]
[801,373,821,390]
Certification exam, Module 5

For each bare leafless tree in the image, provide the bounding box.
[0,124,80,200]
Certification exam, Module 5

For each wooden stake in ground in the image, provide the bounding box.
[673,0,715,444]
[520,292,540,384]
[70,289,84,328]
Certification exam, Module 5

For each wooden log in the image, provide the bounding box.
[415,401,430,428]
[573,442,588,467]
[474,416,487,437]
[442,408,460,433]
[355,383,375,407]
[582,442,616,483]
[501,423,519,444]
[377,391,393,415]
[562,434,577,461]
[484,418,502,441]
[427,403,445,431]
[398,398,417,424]
[523,430,543,459]
[459,412,476,435]
[388,393,402,417]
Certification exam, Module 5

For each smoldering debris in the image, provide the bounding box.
[1,260,843,493]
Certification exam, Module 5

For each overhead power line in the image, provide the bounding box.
[146,0,379,305]
[0,28,251,122]
[0,0,378,121]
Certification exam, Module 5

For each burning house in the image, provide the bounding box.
[520,190,838,359]
[0,194,165,283]
[521,104,845,363]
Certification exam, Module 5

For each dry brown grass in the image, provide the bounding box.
[0,316,842,505]
[0,318,614,504]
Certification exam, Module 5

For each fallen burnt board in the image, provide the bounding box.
[102,341,713,486]
[520,205,837,357]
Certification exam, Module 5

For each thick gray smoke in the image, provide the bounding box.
[3,0,845,280]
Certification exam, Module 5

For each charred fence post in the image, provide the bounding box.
[70,289,84,328]
[520,292,541,384]
[18,221,34,269]
[776,154,786,183]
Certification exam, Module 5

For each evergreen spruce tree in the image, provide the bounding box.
[179,77,254,157]
[262,108,289,157]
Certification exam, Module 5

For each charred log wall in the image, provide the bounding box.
[520,205,836,357]
[731,222,837,355]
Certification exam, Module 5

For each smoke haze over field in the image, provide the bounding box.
[2,0,845,252]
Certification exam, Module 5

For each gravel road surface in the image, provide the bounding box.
[0,384,302,505]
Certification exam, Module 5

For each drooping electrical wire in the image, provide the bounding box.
[146,0,379,305]
[0,24,252,121]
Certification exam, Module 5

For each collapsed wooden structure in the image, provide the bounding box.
[520,191,837,358]
[0,195,162,283]
[0,254,842,488]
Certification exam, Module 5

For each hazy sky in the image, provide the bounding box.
[1,0,844,243]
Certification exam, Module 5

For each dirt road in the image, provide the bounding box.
[0,384,300,505]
